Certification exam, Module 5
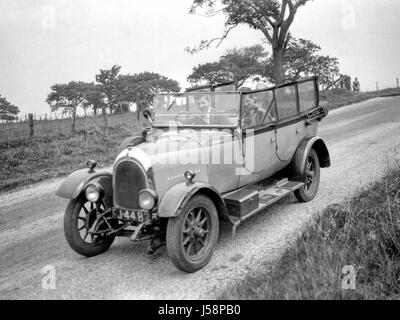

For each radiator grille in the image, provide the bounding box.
[114,160,147,209]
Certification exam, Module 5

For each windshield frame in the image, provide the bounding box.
[152,91,241,129]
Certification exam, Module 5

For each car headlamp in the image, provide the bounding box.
[184,170,196,182]
[138,189,158,211]
[85,184,101,203]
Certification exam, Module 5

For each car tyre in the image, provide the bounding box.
[166,194,219,273]
[64,197,115,257]
[294,149,320,202]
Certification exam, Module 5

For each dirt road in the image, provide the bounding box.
[1,97,399,299]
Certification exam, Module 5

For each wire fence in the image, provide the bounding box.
[0,109,115,124]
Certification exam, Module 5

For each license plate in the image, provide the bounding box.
[114,208,150,223]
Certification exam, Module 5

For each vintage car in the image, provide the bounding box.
[57,77,330,273]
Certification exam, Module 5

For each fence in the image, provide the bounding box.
[0,109,103,124]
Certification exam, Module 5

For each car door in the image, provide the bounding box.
[274,83,303,163]
[237,90,282,187]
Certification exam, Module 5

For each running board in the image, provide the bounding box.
[224,179,304,237]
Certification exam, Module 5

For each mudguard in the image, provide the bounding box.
[56,168,113,205]
[158,181,230,222]
[289,136,331,181]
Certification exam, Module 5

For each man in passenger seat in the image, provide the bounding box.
[242,93,271,127]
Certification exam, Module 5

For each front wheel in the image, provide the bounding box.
[294,149,321,202]
[64,197,115,257]
[166,195,219,273]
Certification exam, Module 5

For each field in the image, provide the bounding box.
[1,87,399,193]
[0,112,142,192]
[219,156,400,300]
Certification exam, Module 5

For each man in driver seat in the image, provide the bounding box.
[196,95,235,126]
[198,95,213,125]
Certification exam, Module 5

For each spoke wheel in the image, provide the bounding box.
[77,201,107,244]
[182,207,211,260]
[294,149,320,203]
[167,195,219,273]
[64,196,115,257]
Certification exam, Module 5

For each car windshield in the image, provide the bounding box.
[153,92,240,127]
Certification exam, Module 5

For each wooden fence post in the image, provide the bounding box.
[397,78,399,89]
[28,113,34,137]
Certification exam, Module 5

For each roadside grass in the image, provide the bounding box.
[219,158,400,300]
[0,112,142,192]
[320,87,400,110]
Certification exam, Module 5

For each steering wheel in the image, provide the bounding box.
[175,114,208,125]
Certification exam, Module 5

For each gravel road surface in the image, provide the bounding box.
[0,97,399,299]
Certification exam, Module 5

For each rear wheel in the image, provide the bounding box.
[64,197,115,257]
[294,149,320,202]
[166,195,219,273]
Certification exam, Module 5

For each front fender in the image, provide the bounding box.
[289,136,331,181]
[56,168,113,203]
[158,182,230,222]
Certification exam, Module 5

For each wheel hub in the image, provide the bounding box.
[188,222,206,238]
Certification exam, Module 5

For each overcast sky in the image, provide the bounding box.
[1,0,400,115]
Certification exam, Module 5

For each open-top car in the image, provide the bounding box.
[57,77,330,273]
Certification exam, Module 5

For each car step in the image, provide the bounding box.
[226,179,305,237]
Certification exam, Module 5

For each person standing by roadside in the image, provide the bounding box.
[353,78,360,92]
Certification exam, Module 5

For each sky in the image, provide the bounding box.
[1,0,400,115]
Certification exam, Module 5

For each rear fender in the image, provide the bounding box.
[158,182,230,222]
[56,169,113,205]
[289,136,331,181]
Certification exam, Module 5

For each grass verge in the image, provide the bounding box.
[0,113,142,192]
[219,159,400,300]
[320,87,400,110]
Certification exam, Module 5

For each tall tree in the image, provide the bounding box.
[188,40,339,88]
[82,83,109,127]
[95,65,122,115]
[0,94,20,121]
[46,81,90,133]
[188,45,268,88]
[189,0,311,84]
[265,37,340,86]
[118,72,181,120]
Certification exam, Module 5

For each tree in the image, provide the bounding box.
[95,65,122,115]
[0,94,20,121]
[309,55,340,89]
[265,37,340,87]
[82,83,109,127]
[188,45,268,88]
[190,0,311,84]
[118,72,181,120]
[46,81,90,133]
